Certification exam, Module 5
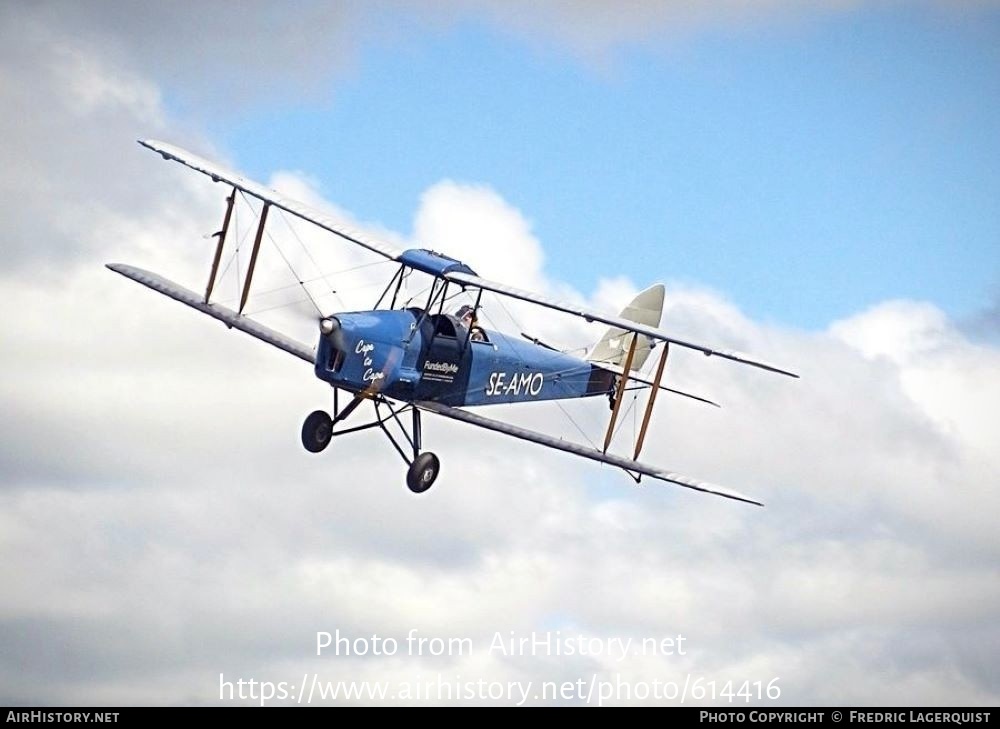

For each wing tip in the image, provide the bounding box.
[707,486,764,507]
[712,349,799,379]
[765,365,800,379]
[137,138,177,162]
[106,262,143,276]
[697,482,764,508]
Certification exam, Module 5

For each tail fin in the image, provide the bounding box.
[586,284,665,372]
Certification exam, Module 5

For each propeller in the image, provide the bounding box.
[317,314,348,356]
[315,315,396,398]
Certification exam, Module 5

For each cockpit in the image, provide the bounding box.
[431,313,460,338]
[408,306,490,347]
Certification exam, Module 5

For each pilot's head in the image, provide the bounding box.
[455,304,475,326]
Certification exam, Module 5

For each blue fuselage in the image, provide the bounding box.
[314,308,614,406]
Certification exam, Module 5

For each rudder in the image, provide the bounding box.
[586,283,665,371]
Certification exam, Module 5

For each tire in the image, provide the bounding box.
[406,452,440,493]
[301,410,333,453]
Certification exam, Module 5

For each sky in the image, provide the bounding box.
[1,0,999,707]
[210,2,1000,330]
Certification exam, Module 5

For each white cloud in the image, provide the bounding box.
[446,0,863,60]
[414,180,546,291]
[831,300,961,363]
[13,0,996,114]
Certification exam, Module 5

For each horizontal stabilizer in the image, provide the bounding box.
[415,400,761,506]
[604,364,721,408]
[106,263,315,364]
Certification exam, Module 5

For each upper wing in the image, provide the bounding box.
[415,400,762,506]
[139,139,402,262]
[107,263,315,364]
[445,271,798,378]
[140,139,795,380]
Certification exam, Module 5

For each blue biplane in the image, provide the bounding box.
[109,141,797,505]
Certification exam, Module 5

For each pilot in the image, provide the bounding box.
[455,304,485,341]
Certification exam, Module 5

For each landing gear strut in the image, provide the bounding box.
[299,394,441,494]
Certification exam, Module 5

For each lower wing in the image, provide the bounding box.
[414,400,762,506]
[107,263,315,364]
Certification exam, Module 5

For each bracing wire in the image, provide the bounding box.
[216,195,256,293]
[612,392,638,443]
[233,200,241,305]
[241,279,391,317]
[633,388,638,448]
[214,191,395,318]
[403,283,432,307]
[216,224,254,284]
[273,204,346,311]
[243,296,319,317]
[263,225,323,316]
[217,261,392,309]
[555,400,600,450]
[476,292,605,450]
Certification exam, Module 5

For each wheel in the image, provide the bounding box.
[301,410,333,453]
[406,452,440,493]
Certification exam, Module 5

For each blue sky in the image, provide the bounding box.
[198,5,1000,330]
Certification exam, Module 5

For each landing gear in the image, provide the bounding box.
[407,452,440,493]
[300,394,442,493]
[301,410,333,453]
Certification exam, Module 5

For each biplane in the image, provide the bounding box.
[108,140,797,506]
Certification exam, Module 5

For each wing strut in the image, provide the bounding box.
[239,202,270,315]
[603,332,639,453]
[205,187,236,304]
[634,342,669,460]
